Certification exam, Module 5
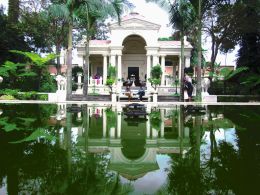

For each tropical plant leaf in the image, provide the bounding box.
[10,128,56,143]
[4,124,17,132]
[224,67,248,80]
[10,50,57,67]
[18,72,38,77]
[17,117,36,126]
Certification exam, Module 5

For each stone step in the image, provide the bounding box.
[71,95,110,101]
[158,96,179,102]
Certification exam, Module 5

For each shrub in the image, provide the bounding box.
[0,95,16,100]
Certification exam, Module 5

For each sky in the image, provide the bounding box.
[0,0,238,65]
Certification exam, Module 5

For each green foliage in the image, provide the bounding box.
[106,78,115,86]
[0,95,16,100]
[10,128,57,143]
[149,110,162,131]
[0,50,57,92]
[224,67,249,80]
[170,0,196,34]
[0,9,31,65]
[106,65,116,91]
[0,89,20,96]
[158,37,175,41]
[38,94,48,100]
[10,50,57,67]
[151,64,162,79]
[39,73,57,92]
[105,107,116,128]
[149,64,162,90]
[108,64,116,78]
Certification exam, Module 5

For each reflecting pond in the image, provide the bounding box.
[0,104,259,195]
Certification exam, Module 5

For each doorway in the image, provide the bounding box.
[128,67,139,80]
[128,67,140,86]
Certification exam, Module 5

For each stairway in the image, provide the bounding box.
[71,94,110,101]
[158,95,179,102]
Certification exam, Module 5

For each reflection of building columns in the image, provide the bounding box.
[160,55,166,86]
[117,112,121,138]
[146,116,150,138]
[103,109,107,138]
[152,128,158,138]
[185,56,191,68]
[103,55,107,85]
[153,55,159,66]
[110,127,115,138]
[160,110,164,138]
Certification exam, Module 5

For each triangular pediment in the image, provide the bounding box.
[109,18,160,30]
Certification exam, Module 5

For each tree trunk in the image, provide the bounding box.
[66,23,73,100]
[8,0,19,24]
[56,44,61,74]
[65,109,72,186]
[83,38,90,99]
[179,31,185,101]
[196,0,202,101]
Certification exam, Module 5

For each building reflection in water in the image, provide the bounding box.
[58,104,190,183]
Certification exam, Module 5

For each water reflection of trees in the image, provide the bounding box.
[164,105,260,195]
[1,104,259,194]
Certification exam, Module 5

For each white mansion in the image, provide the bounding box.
[75,12,192,99]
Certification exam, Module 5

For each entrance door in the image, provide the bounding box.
[128,67,139,86]
[128,67,139,80]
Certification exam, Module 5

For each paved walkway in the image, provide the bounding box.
[0,100,260,106]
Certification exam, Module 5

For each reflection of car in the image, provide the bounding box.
[123,103,147,117]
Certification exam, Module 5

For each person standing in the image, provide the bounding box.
[184,74,193,102]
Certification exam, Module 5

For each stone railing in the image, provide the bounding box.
[88,76,103,86]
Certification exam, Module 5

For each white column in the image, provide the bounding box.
[146,55,151,91]
[185,56,190,68]
[111,55,116,67]
[160,110,164,138]
[173,65,176,80]
[146,55,151,79]
[117,112,121,138]
[110,127,115,138]
[146,116,150,138]
[117,55,122,92]
[103,109,106,138]
[117,55,122,80]
[161,55,166,85]
[103,55,107,85]
[153,55,159,66]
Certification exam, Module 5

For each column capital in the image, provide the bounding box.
[160,54,167,57]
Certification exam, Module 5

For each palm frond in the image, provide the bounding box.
[224,66,248,80]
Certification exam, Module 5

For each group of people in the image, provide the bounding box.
[124,73,193,102]
[125,85,145,102]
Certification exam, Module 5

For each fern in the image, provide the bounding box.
[224,67,249,80]
[10,50,57,67]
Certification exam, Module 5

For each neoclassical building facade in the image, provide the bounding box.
[76,12,192,97]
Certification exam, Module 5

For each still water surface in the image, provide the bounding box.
[0,104,259,195]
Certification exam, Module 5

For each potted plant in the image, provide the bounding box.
[148,64,162,102]
[106,65,116,101]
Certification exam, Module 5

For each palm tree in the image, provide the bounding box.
[146,0,196,101]
[77,0,131,99]
[170,1,196,101]
[8,0,20,24]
